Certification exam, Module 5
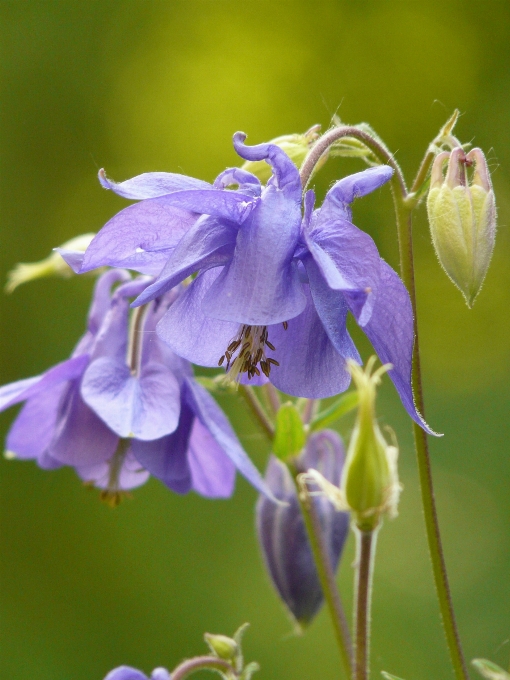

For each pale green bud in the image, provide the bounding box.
[5,233,95,293]
[340,359,401,531]
[241,125,322,182]
[427,147,496,307]
[204,632,238,661]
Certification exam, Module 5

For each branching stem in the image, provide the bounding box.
[353,527,378,680]
[170,655,235,680]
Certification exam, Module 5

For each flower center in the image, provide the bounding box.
[218,324,281,382]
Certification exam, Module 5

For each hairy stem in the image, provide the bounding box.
[353,527,378,680]
[291,462,353,679]
[170,655,235,680]
[239,385,274,440]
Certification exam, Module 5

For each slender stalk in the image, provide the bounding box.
[353,527,378,680]
[263,382,281,417]
[291,462,353,679]
[301,126,469,680]
[391,192,469,680]
[170,655,235,680]
[239,385,275,441]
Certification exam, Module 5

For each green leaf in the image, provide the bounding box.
[381,672,407,680]
[273,402,306,461]
[472,659,510,680]
[310,391,359,432]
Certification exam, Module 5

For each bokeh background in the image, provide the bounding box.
[1,2,510,679]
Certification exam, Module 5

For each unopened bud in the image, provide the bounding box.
[5,233,95,293]
[256,430,349,628]
[204,632,238,661]
[427,147,496,307]
[341,359,401,531]
[241,126,322,182]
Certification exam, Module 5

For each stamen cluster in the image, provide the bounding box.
[218,324,281,381]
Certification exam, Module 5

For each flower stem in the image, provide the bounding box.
[170,655,236,680]
[392,193,470,680]
[291,462,353,680]
[353,526,378,680]
[239,385,275,441]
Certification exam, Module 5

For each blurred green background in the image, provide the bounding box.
[1,2,510,679]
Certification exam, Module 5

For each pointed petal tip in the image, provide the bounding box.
[98,168,109,189]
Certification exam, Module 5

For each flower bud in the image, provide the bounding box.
[204,632,238,661]
[5,233,95,293]
[256,430,349,628]
[241,126,322,182]
[427,147,496,307]
[341,359,401,531]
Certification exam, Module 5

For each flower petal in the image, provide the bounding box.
[156,269,239,367]
[55,248,84,273]
[48,381,119,465]
[133,215,236,306]
[317,166,394,221]
[361,260,438,435]
[103,667,150,680]
[0,355,89,411]
[183,378,276,500]
[81,199,199,274]
[99,168,211,198]
[76,449,150,491]
[131,401,194,493]
[266,286,352,398]
[188,417,236,498]
[81,358,181,440]
[86,269,132,336]
[233,132,301,196]
[136,189,255,223]
[213,167,261,197]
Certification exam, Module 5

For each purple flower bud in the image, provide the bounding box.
[256,430,349,627]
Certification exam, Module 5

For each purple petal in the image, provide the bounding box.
[81,199,199,275]
[103,667,149,680]
[156,269,239,367]
[48,382,119,465]
[76,449,150,491]
[99,168,211,199]
[306,216,381,325]
[133,215,237,306]
[213,167,261,197]
[319,166,394,221]
[81,358,181,440]
[86,269,132,336]
[361,260,437,435]
[0,355,89,411]
[266,286,353,398]
[303,255,361,361]
[55,249,84,273]
[232,132,301,196]
[202,183,305,324]
[131,402,194,493]
[188,417,236,498]
[183,378,276,500]
[6,383,67,462]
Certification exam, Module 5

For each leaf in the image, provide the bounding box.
[472,659,510,680]
[273,402,306,461]
[310,391,359,432]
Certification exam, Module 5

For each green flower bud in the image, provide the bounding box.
[427,147,496,307]
[241,125,321,182]
[204,632,238,661]
[5,233,95,293]
[340,358,401,531]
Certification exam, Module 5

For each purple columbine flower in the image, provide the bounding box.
[0,269,273,503]
[68,133,432,433]
[103,666,170,680]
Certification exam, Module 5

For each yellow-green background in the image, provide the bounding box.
[1,2,509,679]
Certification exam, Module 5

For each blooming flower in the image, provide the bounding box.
[68,133,432,432]
[0,270,272,503]
[103,666,170,680]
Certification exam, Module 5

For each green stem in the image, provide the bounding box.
[392,193,469,680]
[353,526,378,680]
[291,462,353,680]
[170,655,236,680]
[239,385,274,441]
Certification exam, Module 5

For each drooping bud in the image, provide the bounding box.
[427,147,496,307]
[204,632,238,661]
[241,126,322,182]
[340,358,401,531]
[5,233,95,293]
[256,430,349,628]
